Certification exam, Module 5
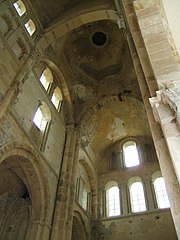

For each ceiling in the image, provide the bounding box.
[37,1,151,166]
[30,0,114,27]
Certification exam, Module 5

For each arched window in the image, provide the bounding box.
[13,0,26,16]
[154,177,170,209]
[39,68,53,91]
[25,19,36,36]
[33,102,51,131]
[51,87,63,110]
[129,180,146,213]
[105,182,120,217]
[123,141,140,167]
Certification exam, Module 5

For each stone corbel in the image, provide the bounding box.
[116,12,126,29]
[161,86,180,126]
[150,87,180,126]
[149,94,161,123]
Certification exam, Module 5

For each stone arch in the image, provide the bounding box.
[41,58,74,124]
[37,8,117,51]
[0,142,50,239]
[72,211,87,240]
[79,95,150,154]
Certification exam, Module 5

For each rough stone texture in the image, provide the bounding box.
[92,210,177,240]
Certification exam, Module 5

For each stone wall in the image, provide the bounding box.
[92,210,177,240]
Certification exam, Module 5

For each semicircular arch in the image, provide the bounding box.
[37,8,117,51]
[39,58,74,125]
[0,142,50,238]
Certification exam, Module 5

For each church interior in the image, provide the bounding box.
[0,0,180,239]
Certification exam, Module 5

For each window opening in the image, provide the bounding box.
[154,177,170,209]
[123,141,140,167]
[25,19,36,36]
[130,182,146,213]
[39,68,53,91]
[82,189,88,210]
[51,87,62,110]
[33,107,43,130]
[107,186,120,217]
[13,0,26,16]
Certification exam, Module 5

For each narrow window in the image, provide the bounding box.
[106,186,120,217]
[123,141,140,167]
[82,189,88,210]
[130,182,146,213]
[33,102,51,131]
[154,177,170,209]
[39,68,53,91]
[33,107,43,130]
[13,0,26,16]
[25,19,36,36]
[51,87,62,110]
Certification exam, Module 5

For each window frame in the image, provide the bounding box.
[128,178,146,213]
[13,0,26,17]
[105,182,121,217]
[24,19,36,36]
[122,140,140,168]
[153,175,170,209]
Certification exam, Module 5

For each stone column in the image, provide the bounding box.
[122,0,158,96]
[120,184,129,215]
[98,188,103,218]
[50,125,77,240]
[27,219,51,240]
[65,128,81,240]
[151,94,180,183]
[144,180,155,211]
[126,32,180,239]
[0,80,19,129]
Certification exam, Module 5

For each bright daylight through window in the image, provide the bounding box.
[123,141,140,167]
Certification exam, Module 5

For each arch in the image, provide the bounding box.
[37,8,117,51]
[41,59,74,124]
[152,171,162,182]
[104,180,118,190]
[0,142,50,239]
[79,95,148,155]
[0,16,12,36]
[72,211,87,240]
